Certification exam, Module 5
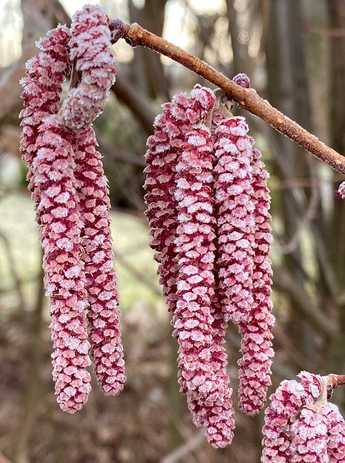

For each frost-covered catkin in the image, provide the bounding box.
[20,24,92,412]
[261,372,323,463]
[322,402,345,461]
[144,102,183,314]
[34,114,91,412]
[212,112,256,326]
[144,86,235,448]
[238,147,274,415]
[291,406,329,463]
[20,25,71,205]
[212,110,274,415]
[73,127,126,395]
[336,181,345,199]
[61,4,116,131]
[171,87,235,448]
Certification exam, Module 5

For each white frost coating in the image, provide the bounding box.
[285,380,305,397]
[59,313,72,323]
[190,330,205,341]
[64,336,82,350]
[179,223,199,235]
[196,212,212,223]
[93,251,106,263]
[55,192,70,203]
[56,238,74,251]
[219,139,238,154]
[183,319,199,329]
[46,185,61,197]
[64,386,77,397]
[51,207,69,218]
[51,222,67,233]
[177,280,191,291]
[102,342,116,354]
[187,275,203,284]
[187,202,213,214]
[188,134,207,147]
[92,234,106,245]
[190,86,215,108]
[230,125,247,137]
[182,265,199,275]
[65,265,81,279]
[236,137,253,151]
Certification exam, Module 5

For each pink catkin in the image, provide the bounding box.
[20,25,71,205]
[322,402,345,462]
[172,88,235,448]
[212,111,274,415]
[238,147,274,415]
[33,114,91,412]
[144,103,183,313]
[144,86,235,448]
[72,127,126,395]
[20,4,125,409]
[212,113,256,326]
[291,406,329,463]
[337,181,345,199]
[61,4,116,132]
[261,372,323,463]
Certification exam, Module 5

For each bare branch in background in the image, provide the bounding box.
[273,266,338,337]
[159,428,206,463]
[111,75,155,136]
[0,0,55,122]
[280,157,320,254]
[97,137,146,167]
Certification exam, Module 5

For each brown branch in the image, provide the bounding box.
[328,374,345,388]
[304,25,345,38]
[116,22,345,175]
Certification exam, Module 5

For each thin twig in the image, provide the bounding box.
[280,157,320,254]
[111,74,155,136]
[115,22,345,175]
[272,266,338,337]
[159,428,206,463]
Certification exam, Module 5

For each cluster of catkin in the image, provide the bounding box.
[262,371,345,462]
[144,83,274,447]
[20,5,125,412]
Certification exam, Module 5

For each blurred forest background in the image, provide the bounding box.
[0,0,345,462]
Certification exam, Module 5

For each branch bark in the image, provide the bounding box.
[114,22,345,175]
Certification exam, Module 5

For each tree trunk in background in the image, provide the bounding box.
[128,0,170,101]
[225,0,251,78]
[328,0,345,283]
[265,0,317,369]
[324,0,345,402]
